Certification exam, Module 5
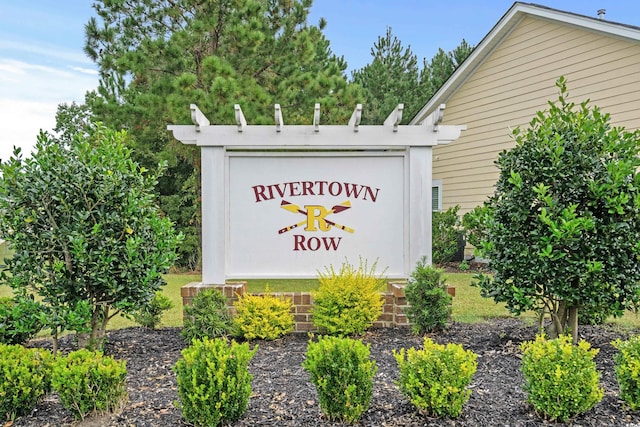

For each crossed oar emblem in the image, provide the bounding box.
[278,200,355,234]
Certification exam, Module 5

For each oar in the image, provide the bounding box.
[278,200,352,234]
[278,200,351,234]
[278,200,354,233]
[280,199,351,215]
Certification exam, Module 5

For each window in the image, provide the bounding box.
[432,179,442,211]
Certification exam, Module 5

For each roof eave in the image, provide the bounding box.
[409,2,640,125]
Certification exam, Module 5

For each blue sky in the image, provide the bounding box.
[1,0,639,161]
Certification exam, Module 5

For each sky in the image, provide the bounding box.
[1,0,640,162]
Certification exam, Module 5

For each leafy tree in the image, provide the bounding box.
[0,125,181,350]
[54,98,96,143]
[474,77,640,343]
[81,0,363,269]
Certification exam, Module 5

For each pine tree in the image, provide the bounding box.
[351,27,423,124]
[79,0,363,269]
[352,28,473,125]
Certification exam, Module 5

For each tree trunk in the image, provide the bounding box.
[547,301,567,339]
[86,304,109,350]
[568,306,578,344]
[52,329,59,355]
[546,301,579,343]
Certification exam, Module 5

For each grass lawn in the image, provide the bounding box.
[1,272,639,330]
[445,273,524,323]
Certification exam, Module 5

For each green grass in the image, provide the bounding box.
[0,274,201,331]
[445,273,537,324]
[242,278,320,293]
[107,273,201,330]
[1,272,640,330]
[0,286,10,299]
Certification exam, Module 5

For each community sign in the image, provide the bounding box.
[169,104,465,283]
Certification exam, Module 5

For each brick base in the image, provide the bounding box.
[181,281,455,332]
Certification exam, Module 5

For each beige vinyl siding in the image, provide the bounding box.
[434,15,640,215]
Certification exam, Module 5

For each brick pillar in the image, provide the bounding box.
[388,281,409,327]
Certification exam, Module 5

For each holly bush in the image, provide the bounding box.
[0,125,181,350]
[473,77,640,341]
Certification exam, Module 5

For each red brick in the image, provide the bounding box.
[376,313,393,322]
[296,305,312,314]
[294,314,311,322]
[388,281,407,297]
[447,286,456,297]
[181,282,204,297]
[395,305,407,315]
[292,293,302,305]
[295,322,316,332]
[300,293,312,305]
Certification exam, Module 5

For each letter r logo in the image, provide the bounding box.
[304,205,331,231]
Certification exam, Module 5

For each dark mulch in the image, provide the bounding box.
[13,319,640,426]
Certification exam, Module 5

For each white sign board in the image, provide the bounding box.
[228,153,406,277]
[168,103,465,284]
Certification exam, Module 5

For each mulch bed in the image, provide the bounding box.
[13,318,640,427]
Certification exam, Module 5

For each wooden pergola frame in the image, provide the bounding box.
[168,103,465,284]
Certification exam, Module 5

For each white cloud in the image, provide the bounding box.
[0,59,97,102]
[0,57,98,160]
[70,66,99,75]
[0,40,92,67]
[0,99,56,162]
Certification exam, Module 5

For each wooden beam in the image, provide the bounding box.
[274,104,283,132]
[313,103,320,132]
[384,104,404,132]
[190,104,210,132]
[234,104,247,132]
[421,104,446,131]
[348,104,362,132]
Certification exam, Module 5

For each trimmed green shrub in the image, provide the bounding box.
[181,288,232,342]
[0,295,44,344]
[312,258,384,336]
[394,337,477,418]
[174,337,257,427]
[233,288,294,340]
[303,335,377,423]
[613,335,640,410]
[0,343,52,420]
[403,258,451,334]
[51,349,128,420]
[132,291,174,329]
[432,205,461,265]
[520,334,603,422]
[461,204,492,254]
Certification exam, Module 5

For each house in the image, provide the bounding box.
[410,2,640,216]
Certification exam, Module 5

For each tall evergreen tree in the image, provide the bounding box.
[352,28,473,125]
[351,27,423,124]
[420,39,473,98]
[81,0,363,269]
